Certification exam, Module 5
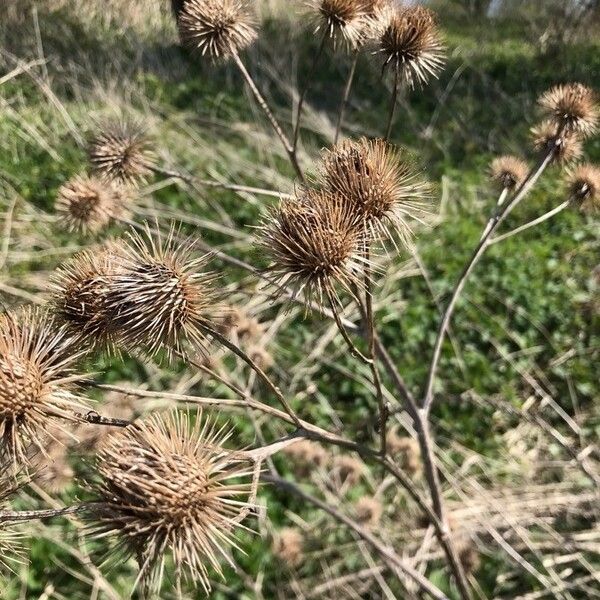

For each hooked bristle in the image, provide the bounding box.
[310,0,369,48]
[105,224,218,359]
[531,120,583,165]
[320,137,431,248]
[256,190,367,308]
[178,0,258,59]
[88,410,255,595]
[378,5,445,88]
[567,164,600,212]
[538,83,598,138]
[55,175,129,234]
[489,156,529,191]
[89,122,154,187]
[0,308,88,466]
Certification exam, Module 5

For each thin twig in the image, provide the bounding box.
[385,68,400,142]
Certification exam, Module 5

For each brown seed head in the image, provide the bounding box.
[354,495,382,528]
[89,411,254,595]
[531,120,583,165]
[332,454,364,487]
[567,164,600,211]
[89,122,154,187]
[489,156,529,191]
[321,138,431,247]
[272,527,304,568]
[379,5,445,88]
[311,0,368,48]
[0,308,87,465]
[387,430,421,476]
[55,175,128,233]
[257,190,366,307]
[538,83,598,138]
[50,248,118,350]
[106,225,218,359]
[248,345,273,370]
[282,439,329,477]
[459,543,481,574]
[178,0,257,59]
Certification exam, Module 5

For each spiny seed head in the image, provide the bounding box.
[567,164,600,211]
[538,83,598,138]
[272,527,304,568]
[310,0,368,48]
[354,496,382,528]
[257,190,367,307]
[387,429,421,476]
[489,156,529,191]
[50,248,118,351]
[89,410,255,595]
[320,138,431,248]
[89,122,154,187]
[332,454,364,486]
[531,121,583,165]
[379,5,445,88]
[106,225,218,359]
[178,0,258,59]
[0,308,87,466]
[55,175,128,234]
[282,439,329,477]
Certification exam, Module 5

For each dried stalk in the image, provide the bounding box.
[334,49,360,144]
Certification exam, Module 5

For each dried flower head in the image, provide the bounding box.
[55,175,128,233]
[531,121,583,165]
[272,527,304,568]
[354,496,382,528]
[178,0,257,59]
[489,156,529,191]
[33,429,74,494]
[459,543,481,574]
[387,430,421,476]
[311,0,368,48]
[538,83,598,138]
[50,248,117,351]
[248,345,273,370]
[283,439,329,477]
[567,164,600,211]
[257,190,366,306]
[106,225,218,359]
[89,122,154,186]
[332,455,364,487]
[321,138,431,247]
[379,5,445,88]
[89,411,255,595]
[0,308,87,465]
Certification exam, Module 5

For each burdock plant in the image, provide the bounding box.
[489,156,529,192]
[538,83,598,137]
[89,122,155,187]
[89,410,255,595]
[105,225,218,359]
[54,175,129,234]
[567,164,600,211]
[0,308,87,465]
[320,137,431,247]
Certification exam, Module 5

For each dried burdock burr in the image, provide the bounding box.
[538,83,598,138]
[489,156,529,191]
[272,527,304,568]
[310,0,368,49]
[89,410,255,595]
[106,224,218,359]
[55,175,128,234]
[332,454,364,487]
[320,137,431,248]
[0,308,88,466]
[354,495,383,528]
[257,190,367,307]
[89,122,154,187]
[378,5,445,88]
[50,248,117,352]
[567,164,600,211]
[282,439,329,477]
[387,429,421,477]
[531,120,583,165]
[458,543,481,575]
[178,0,258,59]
